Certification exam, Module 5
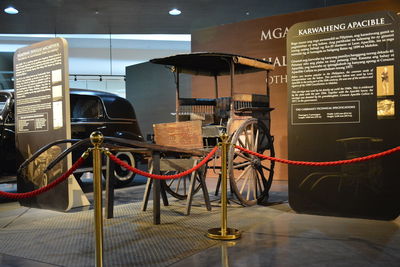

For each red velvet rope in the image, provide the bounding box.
[108,146,219,180]
[235,145,400,166]
[0,157,86,199]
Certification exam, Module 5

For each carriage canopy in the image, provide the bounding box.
[150,52,274,76]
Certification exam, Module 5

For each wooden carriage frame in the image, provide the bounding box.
[150,53,275,206]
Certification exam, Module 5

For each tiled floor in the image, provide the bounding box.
[1,178,399,267]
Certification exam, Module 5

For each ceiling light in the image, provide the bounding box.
[169,8,181,16]
[4,6,18,15]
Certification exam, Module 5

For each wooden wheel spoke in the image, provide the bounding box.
[246,172,251,200]
[239,172,250,194]
[256,166,267,185]
[259,156,272,161]
[235,151,252,161]
[183,176,187,195]
[252,169,257,200]
[256,172,264,194]
[175,178,181,193]
[249,125,255,150]
[237,138,246,149]
[260,164,272,172]
[235,139,252,158]
[257,163,267,175]
[163,168,205,200]
[243,127,251,150]
[254,127,259,153]
[255,177,260,198]
[235,165,252,182]
[232,161,252,169]
[250,123,255,150]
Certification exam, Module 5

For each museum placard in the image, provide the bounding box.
[14,38,88,211]
[287,11,400,219]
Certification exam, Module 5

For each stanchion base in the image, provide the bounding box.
[207,227,241,240]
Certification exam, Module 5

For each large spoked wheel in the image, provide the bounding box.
[113,152,136,187]
[162,166,206,200]
[228,118,275,206]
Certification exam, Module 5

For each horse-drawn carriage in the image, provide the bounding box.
[149,52,275,206]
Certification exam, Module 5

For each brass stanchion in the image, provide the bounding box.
[91,131,104,267]
[207,133,240,240]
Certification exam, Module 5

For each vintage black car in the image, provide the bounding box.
[0,88,143,186]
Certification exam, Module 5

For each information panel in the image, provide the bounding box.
[287,11,400,219]
[14,38,87,211]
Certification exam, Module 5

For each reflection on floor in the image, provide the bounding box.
[0,178,399,267]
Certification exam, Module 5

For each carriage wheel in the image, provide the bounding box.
[228,118,275,206]
[161,166,206,200]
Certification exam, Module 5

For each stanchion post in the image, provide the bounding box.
[152,151,161,225]
[207,133,240,240]
[90,131,104,267]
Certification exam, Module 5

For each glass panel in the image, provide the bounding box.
[70,95,104,119]
[104,97,134,119]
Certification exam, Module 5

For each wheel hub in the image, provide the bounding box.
[251,156,261,167]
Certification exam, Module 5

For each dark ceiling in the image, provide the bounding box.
[0,0,372,34]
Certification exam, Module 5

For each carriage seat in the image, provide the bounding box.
[178,98,216,106]
[215,97,232,122]
[178,98,216,124]
[232,93,274,115]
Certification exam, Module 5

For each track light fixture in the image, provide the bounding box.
[4,6,18,14]
[169,8,181,16]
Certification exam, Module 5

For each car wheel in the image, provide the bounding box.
[112,152,136,187]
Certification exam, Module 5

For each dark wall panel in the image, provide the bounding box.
[287,11,400,220]
[125,62,191,140]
